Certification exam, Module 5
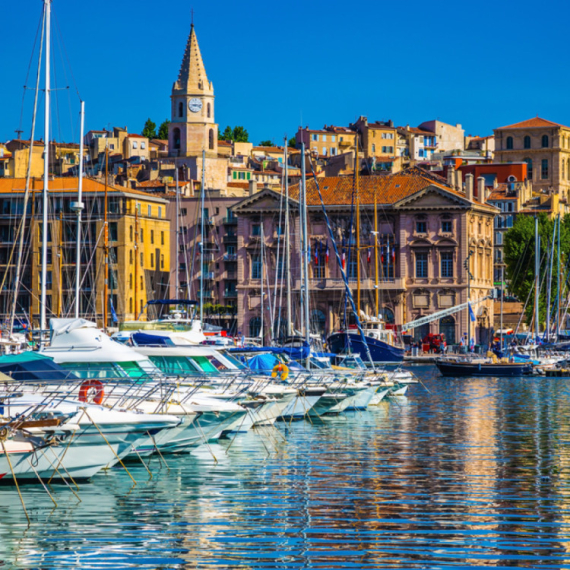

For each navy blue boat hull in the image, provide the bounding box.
[328,332,405,363]
[436,360,532,377]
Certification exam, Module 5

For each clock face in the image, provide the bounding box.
[188,98,202,113]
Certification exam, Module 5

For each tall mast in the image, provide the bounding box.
[355,139,360,317]
[374,187,379,317]
[134,204,138,317]
[260,221,264,342]
[301,142,310,344]
[103,144,109,330]
[534,215,540,339]
[200,148,206,324]
[557,213,561,339]
[285,143,292,336]
[175,162,180,298]
[40,0,51,340]
[74,101,85,318]
[546,220,556,341]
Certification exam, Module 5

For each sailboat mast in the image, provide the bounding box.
[355,140,360,316]
[301,142,310,344]
[175,162,180,298]
[103,145,109,330]
[557,213,561,339]
[374,188,379,317]
[74,100,85,318]
[260,222,264,342]
[534,215,540,339]
[285,144,292,336]
[200,148,206,324]
[40,0,51,339]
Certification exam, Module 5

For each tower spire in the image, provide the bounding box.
[175,21,208,92]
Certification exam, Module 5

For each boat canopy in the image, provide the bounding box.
[0,352,78,381]
[228,342,311,360]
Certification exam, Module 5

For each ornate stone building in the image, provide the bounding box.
[233,167,497,346]
[167,24,228,192]
[494,117,570,199]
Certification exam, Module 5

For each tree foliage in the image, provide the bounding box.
[288,136,297,149]
[259,140,274,147]
[218,125,249,142]
[142,118,157,140]
[158,119,170,140]
[504,213,570,329]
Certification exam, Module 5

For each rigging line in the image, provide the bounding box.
[51,8,81,100]
[17,7,45,140]
[50,37,64,148]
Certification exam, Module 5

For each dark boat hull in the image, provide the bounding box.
[328,332,405,363]
[436,360,532,377]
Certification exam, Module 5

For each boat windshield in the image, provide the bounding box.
[149,356,202,375]
[308,357,330,370]
[59,362,130,379]
[189,355,231,373]
[218,351,247,370]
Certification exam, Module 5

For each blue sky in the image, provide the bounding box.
[0,0,566,145]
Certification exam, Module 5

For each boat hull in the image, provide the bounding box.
[436,360,532,377]
[328,332,404,363]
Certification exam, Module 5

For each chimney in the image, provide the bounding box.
[465,174,474,201]
[455,169,463,192]
[447,167,454,188]
[477,176,485,201]
[248,179,258,196]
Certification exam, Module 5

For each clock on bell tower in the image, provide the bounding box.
[169,23,218,158]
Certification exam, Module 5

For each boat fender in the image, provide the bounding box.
[78,380,105,405]
[271,363,289,381]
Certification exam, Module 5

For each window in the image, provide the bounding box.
[249,317,261,337]
[442,220,452,233]
[524,158,533,180]
[109,222,118,242]
[129,250,133,264]
[416,221,427,234]
[207,102,211,118]
[251,254,262,279]
[252,223,261,236]
[132,141,138,149]
[158,206,162,218]
[495,232,503,245]
[372,144,376,153]
[129,298,133,313]
[506,136,513,149]
[322,135,327,142]
[441,252,453,278]
[161,231,164,245]
[541,159,549,179]
[150,230,154,244]
[507,202,513,212]
[140,229,144,243]
[140,253,144,267]
[141,142,146,149]
[140,276,144,290]
[524,135,531,149]
[173,128,181,150]
[312,134,318,142]
[564,159,567,181]
[542,134,549,148]
[129,225,133,241]
[348,258,358,280]
[181,208,187,216]
[568,160,570,181]
[331,135,336,142]
[148,205,152,217]
[227,245,236,255]
[209,129,214,150]
[109,144,115,150]
[416,252,428,278]
[150,253,154,268]
[129,274,133,289]
[322,147,327,155]
[161,255,164,269]
[178,102,183,118]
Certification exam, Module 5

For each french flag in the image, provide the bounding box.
[326,243,330,265]
[367,248,371,264]
[392,247,396,261]
[315,241,319,265]
[342,249,346,270]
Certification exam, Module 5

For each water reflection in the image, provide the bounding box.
[2,367,570,568]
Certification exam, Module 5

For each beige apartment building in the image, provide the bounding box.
[296,126,357,158]
[350,117,401,172]
[494,117,570,198]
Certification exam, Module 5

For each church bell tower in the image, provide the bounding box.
[169,24,218,157]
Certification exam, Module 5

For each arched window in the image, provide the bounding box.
[542,134,549,148]
[563,159,566,181]
[173,128,181,150]
[310,309,327,335]
[207,102,211,118]
[129,274,133,289]
[507,175,517,182]
[541,158,549,179]
[140,276,144,290]
[524,158,533,180]
[524,135,531,149]
[506,136,513,149]
[209,128,214,150]
[440,315,456,345]
[129,249,133,264]
[129,298,133,313]
[178,102,183,118]
[567,159,570,181]
[249,316,261,337]
[129,225,133,241]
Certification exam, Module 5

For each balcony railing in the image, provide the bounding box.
[224,290,238,298]
[223,235,237,244]
[223,253,237,261]
[203,271,215,280]
[223,217,238,225]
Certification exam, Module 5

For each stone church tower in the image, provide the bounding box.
[168,24,227,190]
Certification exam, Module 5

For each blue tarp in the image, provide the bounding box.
[229,342,311,361]
[246,354,280,374]
[132,332,175,347]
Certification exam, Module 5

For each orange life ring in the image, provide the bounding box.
[79,380,105,405]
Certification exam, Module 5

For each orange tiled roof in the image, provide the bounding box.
[228,182,250,189]
[127,134,146,138]
[496,117,568,130]
[136,180,176,188]
[288,167,488,207]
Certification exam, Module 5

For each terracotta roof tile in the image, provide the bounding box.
[496,117,568,130]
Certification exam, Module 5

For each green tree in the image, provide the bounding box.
[219,126,234,141]
[504,213,570,329]
[232,126,249,142]
[259,140,274,147]
[157,119,170,140]
[142,118,157,140]
[288,136,297,149]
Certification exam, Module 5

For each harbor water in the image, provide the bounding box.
[2,365,570,569]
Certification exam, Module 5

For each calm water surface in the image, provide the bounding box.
[2,365,570,569]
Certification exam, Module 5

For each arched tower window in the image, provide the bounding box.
[542,134,549,148]
[506,136,513,149]
[207,102,211,118]
[524,158,532,180]
[567,159,570,180]
[178,102,183,118]
[524,135,531,149]
[173,128,181,150]
[209,129,214,150]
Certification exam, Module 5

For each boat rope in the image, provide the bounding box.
[0,437,30,525]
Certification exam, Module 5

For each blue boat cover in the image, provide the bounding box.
[132,332,175,347]
[0,352,78,381]
[229,342,311,360]
[246,354,280,374]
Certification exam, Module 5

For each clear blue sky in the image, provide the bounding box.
[0,0,567,145]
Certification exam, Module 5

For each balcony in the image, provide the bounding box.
[203,271,215,280]
[201,290,214,299]
[225,270,237,279]
[198,217,215,227]
[224,290,238,299]
[223,235,237,244]
[296,277,405,291]
[223,253,237,261]
[223,217,238,225]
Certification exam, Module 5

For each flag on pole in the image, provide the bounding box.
[391,246,396,262]
[367,248,371,264]
[326,243,330,265]
[315,241,320,265]
[468,302,476,322]
[110,298,118,324]
[380,246,384,264]
[342,249,346,270]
